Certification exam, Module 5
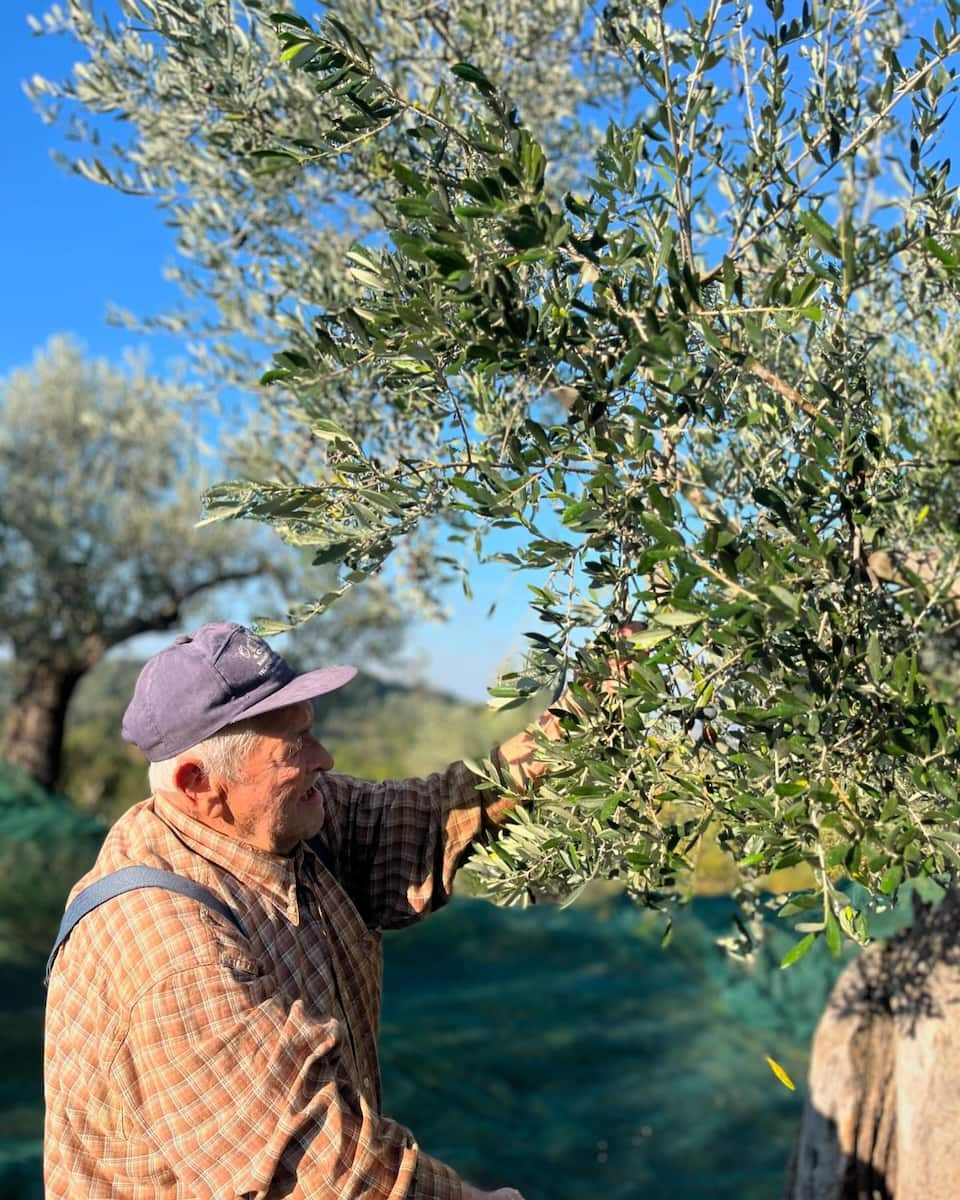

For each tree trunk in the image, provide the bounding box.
[0,657,87,790]
[785,890,960,1200]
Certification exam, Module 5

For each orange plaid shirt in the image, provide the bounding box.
[44,761,511,1199]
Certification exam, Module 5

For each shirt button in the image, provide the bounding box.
[363,1076,371,1089]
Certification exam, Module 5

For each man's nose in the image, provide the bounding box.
[308,737,334,772]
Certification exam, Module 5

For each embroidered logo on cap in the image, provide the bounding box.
[234,632,274,675]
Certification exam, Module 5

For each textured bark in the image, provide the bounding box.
[0,657,86,789]
[785,890,960,1200]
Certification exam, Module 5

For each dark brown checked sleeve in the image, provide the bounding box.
[316,760,516,930]
[109,936,460,1200]
[112,950,460,1200]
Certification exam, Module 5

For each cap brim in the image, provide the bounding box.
[238,665,358,721]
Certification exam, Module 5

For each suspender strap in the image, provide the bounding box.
[45,865,249,989]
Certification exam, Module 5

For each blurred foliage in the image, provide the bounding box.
[0,761,105,964]
[312,675,534,781]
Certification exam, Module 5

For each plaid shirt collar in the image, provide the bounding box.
[152,792,319,920]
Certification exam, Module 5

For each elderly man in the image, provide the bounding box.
[44,621,554,1200]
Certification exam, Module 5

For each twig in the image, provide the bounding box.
[686,548,763,604]
[704,32,960,284]
[655,6,695,274]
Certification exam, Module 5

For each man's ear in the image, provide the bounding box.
[172,756,209,798]
[172,757,230,823]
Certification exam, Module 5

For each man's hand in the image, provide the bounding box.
[494,623,642,788]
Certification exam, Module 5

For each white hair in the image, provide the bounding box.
[147,718,265,793]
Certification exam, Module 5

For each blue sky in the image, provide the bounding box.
[1,3,536,701]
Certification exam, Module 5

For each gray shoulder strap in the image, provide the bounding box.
[45,865,249,988]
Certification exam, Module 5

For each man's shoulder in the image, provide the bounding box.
[74,795,168,881]
[54,800,247,1006]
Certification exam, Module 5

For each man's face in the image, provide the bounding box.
[222,701,334,855]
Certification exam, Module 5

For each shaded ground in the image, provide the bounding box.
[0,964,44,1200]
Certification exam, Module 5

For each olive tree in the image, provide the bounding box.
[0,336,275,788]
[29,0,960,952]
[189,0,960,948]
[0,335,412,790]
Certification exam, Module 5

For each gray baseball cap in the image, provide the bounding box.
[121,622,357,761]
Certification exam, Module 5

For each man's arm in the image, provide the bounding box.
[113,956,463,1199]
[313,719,558,929]
[317,760,512,929]
[495,623,642,789]
[316,627,640,930]
[492,702,568,790]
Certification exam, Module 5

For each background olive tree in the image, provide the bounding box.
[0,335,282,788]
[29,0,960,962]
[0,333,414,791]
